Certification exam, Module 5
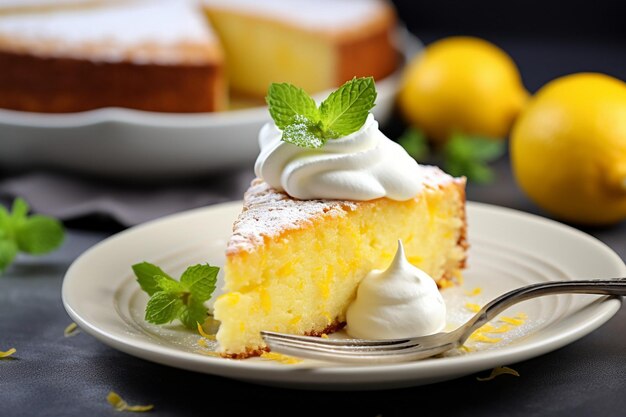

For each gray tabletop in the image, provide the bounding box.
[1,155,625,417]
[2,38,626,417]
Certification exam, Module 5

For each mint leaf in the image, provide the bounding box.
[464,162,495,183]
[15,215,65,255]
[0,206,11,238]
[0,240,17,274]
[145,291,183,325]
[180,264,218,302]
[266,77,377,149]
[11,198,29,222]
[132,262,174,296]
[443,132,505,184]
[134,262,219,330]
[281,115,326,149]
[155,275,183,293]
[266,83,319,130]
[178,298,208,330]
[446,133,505,162]
[319,76,376,137]
[0,198,65,275]
[398,127,429,160]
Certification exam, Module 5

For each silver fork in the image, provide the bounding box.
[261,278,626,363]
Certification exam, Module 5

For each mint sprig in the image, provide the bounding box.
[132,262,218,329]
[397,128,505,184]
[266,77,377,149]
[0,198,65,274]
[443,133,506,183]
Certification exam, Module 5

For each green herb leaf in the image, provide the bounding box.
[397,127,429,160]
[266,83,319,130]
[446,132,505,162]
[0,198,65,275]
[154,275,183,293]
[14,215,65,255]
[0,206,10,239]
[10,198,29,222]
[319,76,377,137]
[464,162,495,183]
[443,132,505,184]
[132,262,174,296]
[133,262,219,330]
[281,116,326,149]
[0,239,17,274]
[144,291,183,325]
[180,264,219,302]
[178,298,208,330]
[266,77,377,149]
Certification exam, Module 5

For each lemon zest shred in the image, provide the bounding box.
[464,287,482,296]
[481,323,513,334]
[197,338,208,348]
[64,322,80,337]
[0,348,16,358]
[476,366,520,381]
[261,351,302,365]
[197,323,216,340]
[321,334,329,339]
[459,345,473,353]
[465,302,482,313]
[499,316,525,326]
[470,333,501,343]
[107,391,154,412]
[478,323,497,332]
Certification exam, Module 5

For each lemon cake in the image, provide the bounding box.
[202,0,398,98]
[214,166,467,358]
[0,0,225,113]
[0,0,398,113]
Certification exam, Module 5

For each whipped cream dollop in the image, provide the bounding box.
[346,241,447,339]
[254,114,422,201]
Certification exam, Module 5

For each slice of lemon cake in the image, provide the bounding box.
[202,0,398,98]
[214,167,467,358]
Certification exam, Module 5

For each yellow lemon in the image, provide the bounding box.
[397,36,529,142]
[511,73,626,225]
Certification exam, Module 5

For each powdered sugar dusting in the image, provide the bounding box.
[227,166,461,255]
[0,0,216,63]
[203,0,386,31]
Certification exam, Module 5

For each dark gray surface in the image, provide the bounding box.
[2,35,626,417]
[1,156,625,417]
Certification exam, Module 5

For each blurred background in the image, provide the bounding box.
[393,0,626,94]
[0,0,625,232]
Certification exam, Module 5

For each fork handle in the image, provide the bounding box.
[457,278,626,345]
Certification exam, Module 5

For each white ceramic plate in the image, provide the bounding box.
[62,201,625,390]
[0,30,421,180]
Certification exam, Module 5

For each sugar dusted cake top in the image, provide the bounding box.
[0,0,219,64]
[203,0,390,31]
[227,166,462,255]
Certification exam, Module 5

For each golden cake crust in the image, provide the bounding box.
[0,50,225,113]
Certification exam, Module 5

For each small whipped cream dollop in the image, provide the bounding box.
[254,114,422,201]
[346,241,447,339]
